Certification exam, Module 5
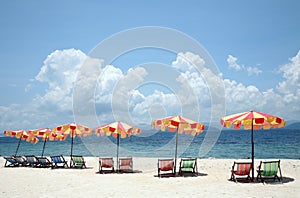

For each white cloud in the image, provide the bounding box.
[227,55,242,71]
[1,49,300,134]
[227,55,262,76]
[247,66,262,76]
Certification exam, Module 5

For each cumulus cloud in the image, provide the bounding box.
[227,54,262,76]
[227,55,242,71]
[1,48,300,134]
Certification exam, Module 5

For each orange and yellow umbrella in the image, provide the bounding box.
[4,130,39,156]
[221,110,285,180]
[27,128,66,156]
[152,116,205,173]
[52,123,93,159]
[96,121,141,168]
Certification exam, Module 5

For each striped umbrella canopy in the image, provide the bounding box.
[27,128,66,156]
[220,110,285,181]
[4,130,39,156]
[152,116,205,173]
[96,121,141,169]
[52,123,93,162]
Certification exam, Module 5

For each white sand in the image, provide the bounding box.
[0,157,299,197]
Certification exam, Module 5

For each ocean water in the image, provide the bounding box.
[0,128,299,159]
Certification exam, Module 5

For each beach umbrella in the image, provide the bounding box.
[27,128,66,156]
[220,110,285,181]
[4,130,39,156]
[96,121,141,170]
[152,116,205,174]
[52,123,93,164]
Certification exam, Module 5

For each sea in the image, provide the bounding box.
[0,128,299,159]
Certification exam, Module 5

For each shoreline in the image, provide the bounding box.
[0,157,299,197]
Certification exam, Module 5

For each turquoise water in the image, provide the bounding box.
[0,129,299,159]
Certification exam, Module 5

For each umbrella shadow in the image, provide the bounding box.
[154,173,176,178]
[154,172,208,178]
[117,169,143,174]
[228,176,295,184]
[261,176,295,184]
[178,172,208,177]
[96,169,143,174]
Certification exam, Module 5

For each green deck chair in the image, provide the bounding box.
[70,155,86,168]
[257,160,282,182]
[179,158,198,176]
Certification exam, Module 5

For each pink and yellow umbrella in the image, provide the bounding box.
[52,123,93,160]
[27,128,66,156]
[152,116,205,173]
[96,121,141,169]
[4,130,39,156]
[221,110,285,180]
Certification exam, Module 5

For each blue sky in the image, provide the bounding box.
[0,0,300,132]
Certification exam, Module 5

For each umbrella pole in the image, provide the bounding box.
[117,134,120,172]
[15,137,22,156]
[41,139,47,157]
[174,129,179,176]
[70,132,74,167]
[251,118,254,181]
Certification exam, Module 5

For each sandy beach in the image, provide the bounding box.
[0,157,299,198]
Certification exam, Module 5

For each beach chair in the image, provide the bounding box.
[50,155,68,168]
[179,158,198,176]
[3,156,18,167]
[230,161,252,182]
[257,160,282,182]
[158,159,175,177]
[118,157,133,173]
[14,156,27,167]
[36,156,52,168]
[99,157,114,173]
[70,155,86,168]
[25,155,39,167]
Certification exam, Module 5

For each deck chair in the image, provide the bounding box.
[50,155,68,168]
[257,160,282,182]
[158,159,174,177]
[230,161,252,182]
[36,156,52,168]
[14,156,27,166]
[179,158,198,176]
[99,157,114,173]
[70,155,86,168]
[118,157,133,173]
[25,155,39,167]
[3,156,18,167]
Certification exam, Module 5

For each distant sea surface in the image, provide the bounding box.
[0,129,299,159]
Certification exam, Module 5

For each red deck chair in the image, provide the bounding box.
[99,157,114,173]
[118,157,133,173]
[230,161,252,182]
[158,159,175,177]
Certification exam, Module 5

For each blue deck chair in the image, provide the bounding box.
[50,155,68,168]
[3,156,18,167]
[14,156,27,167]
[25,155,39,167]
[36,156,52,168]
